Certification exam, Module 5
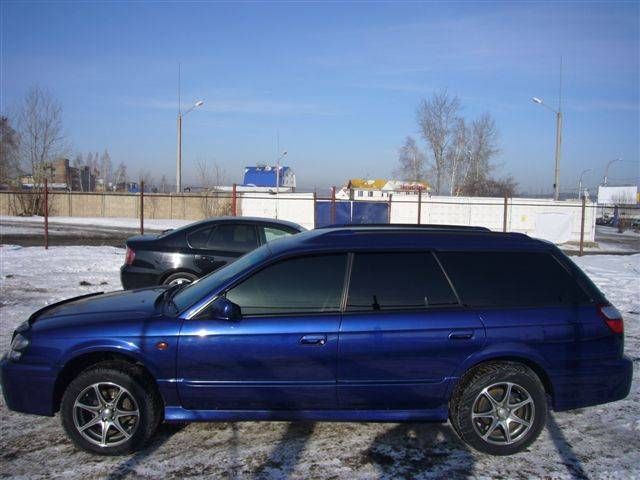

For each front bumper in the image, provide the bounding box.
[0,355,57,416]
[551,356,634,411]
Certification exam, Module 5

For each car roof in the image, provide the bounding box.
[266,225,552,257]
[169,216,306,234]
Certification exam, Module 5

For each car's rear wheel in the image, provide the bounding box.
[449,362,547,455]
[162,272,197,287]
[61,362,162,455]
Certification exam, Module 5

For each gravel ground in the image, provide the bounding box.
[0,246,638,479]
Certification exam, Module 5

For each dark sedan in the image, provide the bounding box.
[120,216,305,289]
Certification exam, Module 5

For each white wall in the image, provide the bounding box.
[238,192,596,243]
[238,192,315,230]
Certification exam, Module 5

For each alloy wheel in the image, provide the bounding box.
[72,382,140,448]
[471,381,535,445]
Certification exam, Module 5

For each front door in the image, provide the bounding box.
[177,253,348,410]
[337,251,486,410]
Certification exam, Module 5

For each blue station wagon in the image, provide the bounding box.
[1,226,632,456]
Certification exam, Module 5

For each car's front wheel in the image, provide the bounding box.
[449,361,547,455]
[60,362,162,455]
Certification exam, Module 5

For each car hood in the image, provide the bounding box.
[29,287,166,326]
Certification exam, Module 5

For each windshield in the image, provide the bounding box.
[171,244,271,313]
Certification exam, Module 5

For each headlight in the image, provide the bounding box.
[9,333,30,361]
[10,333,30,352]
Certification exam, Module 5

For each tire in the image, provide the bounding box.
[162,272,197,287]
[60,361,162,455]
[449,362,547,455]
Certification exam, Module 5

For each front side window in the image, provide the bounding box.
[346,252,458,311]
[437,251,591,307]
[226,254,347,315]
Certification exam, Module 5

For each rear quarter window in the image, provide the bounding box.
[437,251,591,308]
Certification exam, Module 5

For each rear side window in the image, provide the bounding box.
[187,227,213,249]
[225,254,347,315]
[437,251,590,307]
[346,252,458,311]
[263,226,294,243]
[209,224,258,251]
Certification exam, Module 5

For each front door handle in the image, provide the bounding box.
[300,334,327,346]
[449,330,474,340]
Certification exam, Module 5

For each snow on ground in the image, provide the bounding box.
[0,215,192,231]
[0,246,638,479]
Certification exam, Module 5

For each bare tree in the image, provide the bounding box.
[159,174,169,193]
[13,87,67,214]
[445,118,469,195]
[0,116,21,185]
[18,87,67,179]
[394,136,426,182]
[416,90,461,194]
[197,159,231,217]
[468,113,499,184]
[113,162,128,190]
[99,149,112,184]
[138,169,155,191]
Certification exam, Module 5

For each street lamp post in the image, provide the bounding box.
[603,158,622,186]
[532,96,563,201]
[531,58,563,201]
[578,168,591,199]
[176,100,204,193]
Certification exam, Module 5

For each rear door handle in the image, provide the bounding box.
[449,330,474,340]
[300,334,327,346]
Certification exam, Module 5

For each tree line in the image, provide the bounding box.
[395,90,517,197]
[0,86,136,191]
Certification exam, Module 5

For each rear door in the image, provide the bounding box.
[187,223,259,275]
[337,251,486,410]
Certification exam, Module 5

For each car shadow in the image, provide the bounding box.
[546,413,590,480]
[253,421,316,479]
[105,423,186,480]
[363,423,475,479]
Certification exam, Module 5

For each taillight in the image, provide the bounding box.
[124,247,136,265]
[597,304,624,334]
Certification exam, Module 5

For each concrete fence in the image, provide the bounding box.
[0,190,596,244]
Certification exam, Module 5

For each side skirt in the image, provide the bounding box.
[164,406,449,423]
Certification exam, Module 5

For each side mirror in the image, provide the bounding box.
[210,297,241,321]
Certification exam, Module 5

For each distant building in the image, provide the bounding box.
[19,158,96,191]
[243,165,296,190]
[338,178,430,200]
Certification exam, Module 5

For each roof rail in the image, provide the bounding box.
[317,223,491,232]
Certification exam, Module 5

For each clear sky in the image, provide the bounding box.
[2,1,638,193]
